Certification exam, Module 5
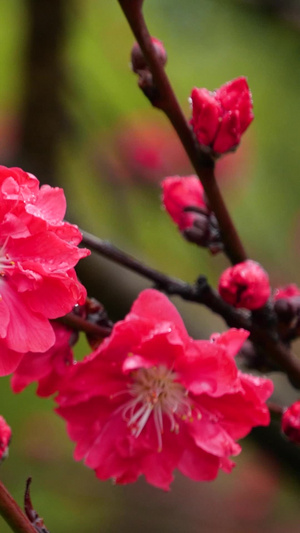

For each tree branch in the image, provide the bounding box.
[0,481,37,533]
[81,229,300,388]
[117,0,247,265]
[57,312,112,338]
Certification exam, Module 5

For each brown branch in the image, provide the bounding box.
[57,312,112,338]
[82,229,300,388]
[117,0,247,265]
[0,481,37,533]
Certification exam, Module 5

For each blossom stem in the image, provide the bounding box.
[117,0,247,265]
[0,481,37,533]
[81,229,300,388]
[57,312,112,338]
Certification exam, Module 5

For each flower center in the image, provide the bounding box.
[119,365,195,451]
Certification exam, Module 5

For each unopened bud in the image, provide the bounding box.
[218,260,270,310]
[281,401,300,444]
[131,37,167,73]
[190,77,254,156]
[0,416,11,463]
[274,284,300,324]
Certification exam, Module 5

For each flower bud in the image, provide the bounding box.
[190,77,254,156]
[274,284,300,320]
[131,37,167,73]
[0,416,11,463]
[218,260,270,310]
[162,175,223,253]
[281,401,300,444]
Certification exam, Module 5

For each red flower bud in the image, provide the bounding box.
[162,175,208,231]
[218,260,270,310]
[131,37,167,73]
[162,176,224,252]
[190,77,254,155]
[0,416,11,463]
[281,401,300,444]
[274,284,300,323]
[274,284,300,301]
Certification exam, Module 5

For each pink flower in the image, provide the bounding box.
[0,416,11,463]
[190,77,254,155]
[162,175,208,231]
[218,260,270,310]
[11,323,75,397]
[281,401,300,444]
[0,166,89,376]
[56,289,273,490]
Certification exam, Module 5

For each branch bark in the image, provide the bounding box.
[117,0,247,265]
[0,481,37,533]
[81,229,300,388]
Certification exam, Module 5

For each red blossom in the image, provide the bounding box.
[0,416,11,462]
[218,260,270,310]
[190,77,254,155]
[11,323,75,397]
[56,289,273,490]
[0,166,89,376]
[281,401,300,444]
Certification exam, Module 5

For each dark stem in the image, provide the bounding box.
[117,0,247,265]
[57,312,112,338]
[82,229,300,387]
[267,401,284,418]
[0,481,37,533]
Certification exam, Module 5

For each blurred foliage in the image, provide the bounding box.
[1,0,300,531]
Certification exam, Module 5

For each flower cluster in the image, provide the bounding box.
[0,166,89,376]
[56,289,273,490]
[190,77,254,155]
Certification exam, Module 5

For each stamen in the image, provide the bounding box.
[115,365,194,450]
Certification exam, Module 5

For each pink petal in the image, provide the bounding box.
[25,185,66,222]
[211,328,249,357]
[213,110,241,153]
[187,414,241,458]
[178,437,220,481]
[176,341,240,397]
[0,344,25,376]
[130,289,189,344]
[2,285,55,352]
[190,88,222,146]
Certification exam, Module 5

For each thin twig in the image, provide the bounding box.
[57,313,112,338]
[117,0,247,265]
[0,481,37,533]
[81,229,300,387]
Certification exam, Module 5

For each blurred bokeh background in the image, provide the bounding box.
[1,0,300,531]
